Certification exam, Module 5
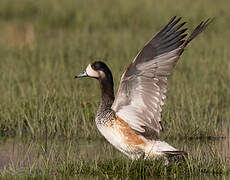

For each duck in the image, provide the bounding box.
[75,16,212,160]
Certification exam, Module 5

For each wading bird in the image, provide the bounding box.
[75,16,212,160]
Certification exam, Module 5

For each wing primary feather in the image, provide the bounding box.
[163,23,187,41]
[158,16,177,34]
[183,18,213,48]
[162,28,187,45]
[157,40,185,55]
[161,34,187,49]
[172,22,186,32]
[155,17,182,39]
[164,17,182,33]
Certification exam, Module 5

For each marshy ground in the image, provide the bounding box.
[0,0,229,179]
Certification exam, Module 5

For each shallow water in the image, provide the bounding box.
[0,130,229,178]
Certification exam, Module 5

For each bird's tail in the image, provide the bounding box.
[162,150,188,156]
[144,140,187,158]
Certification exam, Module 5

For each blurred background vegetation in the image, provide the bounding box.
[0,0,229,178]
[0,0,229,140]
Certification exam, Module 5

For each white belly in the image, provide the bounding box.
[97,124,142,159]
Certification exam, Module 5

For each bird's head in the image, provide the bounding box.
[75,61,113,84]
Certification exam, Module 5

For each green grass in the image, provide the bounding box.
[0,0,229,178]
[0,138,229,179]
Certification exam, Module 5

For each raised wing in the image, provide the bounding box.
[111,16,212,139]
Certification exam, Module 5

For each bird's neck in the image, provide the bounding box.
[98,77,114,114]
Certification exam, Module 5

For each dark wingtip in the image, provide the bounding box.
[170,16,177,22]
[183,17,214,47]
[205,17,215,25]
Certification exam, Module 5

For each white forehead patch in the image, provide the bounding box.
[86,64,99,78]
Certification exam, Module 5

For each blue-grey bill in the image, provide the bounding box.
[75,71,88,78]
